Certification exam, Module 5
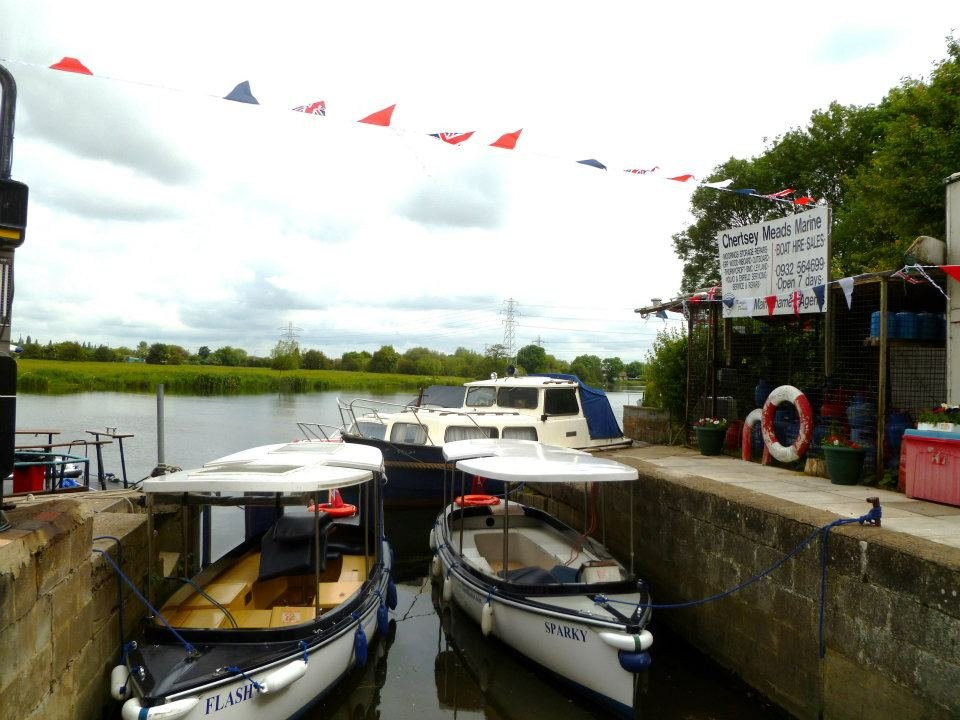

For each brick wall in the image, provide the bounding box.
[529,468,960,719]
[0,497,149,720]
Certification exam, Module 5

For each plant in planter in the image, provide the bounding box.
[916,404,960,432]
[692,417,729,455]
[822,430,866,485]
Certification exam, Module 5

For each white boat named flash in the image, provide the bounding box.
[113,441,394,720]
[430,439,652,718]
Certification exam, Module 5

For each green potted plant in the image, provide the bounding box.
[692,417,728,456]
[821,430,866,485]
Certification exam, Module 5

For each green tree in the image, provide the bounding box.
[644,328,688,423]
[166,345,189,365]
[516,344,547,374]
[136,341,149,359]
[398,347,442,376]
[369,345,400,373]
[93,344,116,362]
[569,355,603,386]
[146,343,169,364]
[301,349,331,370]
[54,341,89,361]
[211,346,247,366]
[601,357,625,385]
[271,338,301,371]
[197,346,211,362]
[625,360,646,379]
[340,351,371,372]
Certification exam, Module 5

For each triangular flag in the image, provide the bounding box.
[704,179,733,188]
[490,129,522,149]
[705,285,720,300]
[577,159,607,170]
[765,188,794,199]
[940,265,960,283]
[838,277,854,309]
[358,104,396,126]
[812,284,825,311]
[688,295,701,305]
[224,81,259,104]
[722,296,735,309]
[429,131,474,145]
[292,100,326,115]
[733,188,757,195]
[765,295,777,316]
[790,290,803,316]
[49,57,93,75]
[655,309,668,319]
[794,197,815,205]
[624,166,659,175]
[668,174,695,182]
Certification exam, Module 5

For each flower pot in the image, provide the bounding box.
[694,426,726,455]
[823,445,866,485]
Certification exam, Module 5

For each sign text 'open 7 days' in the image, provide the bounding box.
[716,205,830,317]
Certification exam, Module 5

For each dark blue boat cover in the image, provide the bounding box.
[531,374,623,440]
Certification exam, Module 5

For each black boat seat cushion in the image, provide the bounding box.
[502,566,556,585]
[258,513,332,581]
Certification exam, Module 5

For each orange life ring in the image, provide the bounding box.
[455,494,500,507]
[308,502,357,517]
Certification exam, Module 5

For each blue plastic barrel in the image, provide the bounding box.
[895,312,916,340]
[916,312,936,340]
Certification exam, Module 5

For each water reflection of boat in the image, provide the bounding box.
[434,586,608,719]
[115,442,395,720]
[338,373,631,507]
[431,439,652,719]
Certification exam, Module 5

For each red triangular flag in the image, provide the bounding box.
[49,57,93,75]
[667,174,695,182]
[765,295,777,316]
[794,197,814,205]
[490,129,522,149]
[688,295,701,305]
[358,104,396,126]
[940,265,960,283]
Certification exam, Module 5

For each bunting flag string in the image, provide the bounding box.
[292,100,326,116]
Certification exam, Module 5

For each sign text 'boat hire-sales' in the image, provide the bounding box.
[717,205,830,318]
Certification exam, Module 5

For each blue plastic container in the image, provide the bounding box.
[895,312,916,340]
[916,312,936,340]
[754,380,775,408]
[847,396,876,429]
[870,311,896,338]
[885,412,910,450]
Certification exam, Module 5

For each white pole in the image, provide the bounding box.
[946,173,960,405]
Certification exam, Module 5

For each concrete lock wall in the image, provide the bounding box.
[0,497,150,720]
[530,469,960,720]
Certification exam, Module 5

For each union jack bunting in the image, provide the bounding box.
[705,285,720,301]
[429,132,474,145]
[790,290,803,315]
[292,100,326,116]
[891,268,924,285]
[624,166,659,175]
[764,188,794,199]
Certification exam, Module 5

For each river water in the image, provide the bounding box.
[13,390,785,719]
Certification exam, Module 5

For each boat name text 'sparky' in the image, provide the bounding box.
[544,621,587,643]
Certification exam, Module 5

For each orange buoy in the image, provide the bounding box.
[454,494,500,507]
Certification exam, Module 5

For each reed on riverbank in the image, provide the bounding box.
[15,359,470,395]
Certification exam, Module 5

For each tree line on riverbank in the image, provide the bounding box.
[16,336,646,391]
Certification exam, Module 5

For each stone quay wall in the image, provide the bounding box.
[0,494,151,720]
[529,465,960,720]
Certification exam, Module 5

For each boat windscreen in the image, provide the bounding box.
[416,385,466,408]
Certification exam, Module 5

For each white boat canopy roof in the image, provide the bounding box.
[444,439,638,484]
[142,441,383,494]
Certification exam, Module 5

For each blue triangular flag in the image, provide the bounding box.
[723,296,735,309]
[577,158,607,170]
[812,284,825,311]
[733,188,757,195]
[655,309,668,319]
[224,81,259,105]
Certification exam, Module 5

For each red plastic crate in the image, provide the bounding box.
[901,430,960,506]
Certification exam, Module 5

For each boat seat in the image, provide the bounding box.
[316,580,364,609]
[177,608,230,629]
[269,606,317,627]
[179,582,248,610]
[258,513,332,581]
[232,609,273,629]
[502,566,556,585]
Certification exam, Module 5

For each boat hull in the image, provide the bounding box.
[434,541,644,717]
[123,544,392,720]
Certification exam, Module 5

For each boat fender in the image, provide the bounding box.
[120,697,199,720]
[429,527,437,551]
[110,664,131,701]
[260,659,307,694]
[481,601,494,636]
[431,555,442,578]
[760,385,813,463]
[354,625,368,667]
[387,578,398,610]
[618,650,652,673]
[442,576,453,602]
[377,601,389,635]
[599,629,653,652]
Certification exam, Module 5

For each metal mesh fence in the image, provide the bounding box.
[684,272,948,481]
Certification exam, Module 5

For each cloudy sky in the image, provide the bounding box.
[0,2,955,362]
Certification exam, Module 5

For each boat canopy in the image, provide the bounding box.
[443,439,638,483]
[142,441,383,494]
[530,373,623,440]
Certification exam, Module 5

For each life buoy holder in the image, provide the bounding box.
[760,385,813,463]
[454,494,500,507]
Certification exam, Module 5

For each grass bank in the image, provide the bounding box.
[15,360,471,395]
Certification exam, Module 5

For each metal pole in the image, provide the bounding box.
[156,384,165,466]
[0,62,16,179]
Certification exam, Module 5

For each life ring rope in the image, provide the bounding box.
[759,385,813,463]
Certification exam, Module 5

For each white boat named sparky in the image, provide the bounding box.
[429,439,652,718]
[112,441,395,720]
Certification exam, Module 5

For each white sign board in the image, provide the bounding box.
[717,205,829,317]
